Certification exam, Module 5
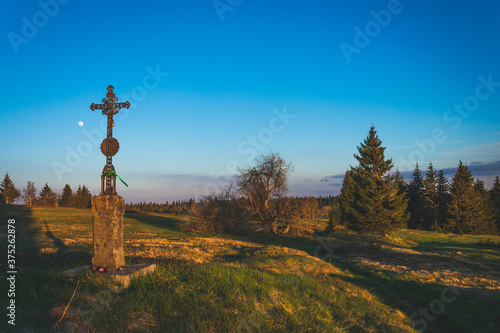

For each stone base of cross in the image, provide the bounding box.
[92,194,125,270]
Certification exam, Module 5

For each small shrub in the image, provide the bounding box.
[327,203,341,233]
[179,188,251,234]
[286,219,315,237]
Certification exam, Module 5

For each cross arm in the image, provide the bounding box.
[113,101,131,109]
[90,101,130,111]
[90,103,106,111]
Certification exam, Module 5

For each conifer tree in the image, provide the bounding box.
[407,163,426,229]
[339,126,409,234]
[59,184,74,207]
[474,179,496,234]
[335,170,356,227]
[490,176,500,234]
[394,169,406,197]
[170,201,180,214]
[74,185,83,208]
[0,173,21,204]
[81,185,92,208]
[447,161,483,234]
[38,183,57,206]
[327,202,341,232]
[435,169,450,231]
[74,185,91,209]
[423,163,438,231]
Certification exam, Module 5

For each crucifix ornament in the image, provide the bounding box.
[90,85,130,195]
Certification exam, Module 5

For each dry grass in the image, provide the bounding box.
[4,206,499,332]
[125,237,266,264]
[324,232,500,291]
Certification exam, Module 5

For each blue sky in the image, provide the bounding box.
[1,0,500,203]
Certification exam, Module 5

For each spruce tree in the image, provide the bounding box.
[407,163,426,229]
[474,179,496,234]
[490,176,500,235]
[340,126,408,234]
[423,163,438,231]
[74,185,83,208]
[81,185,92,208]
[435,169,450,231]
[336,170,356,227]
[74,185,92,209]
[0,173,21,204]
[170,201,180,214]
[59,184,74,207]
[38,183,57,206]
[394,169,406,197]
[447,161,483,234]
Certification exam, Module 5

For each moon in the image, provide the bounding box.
[78,121,84,126]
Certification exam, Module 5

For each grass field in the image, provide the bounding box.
[1,205,499,332]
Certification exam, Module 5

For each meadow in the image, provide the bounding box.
[1,205,499,332]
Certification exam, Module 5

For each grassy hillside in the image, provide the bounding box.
[1,205,499,332]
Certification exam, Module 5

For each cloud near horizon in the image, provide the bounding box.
[320,160,500,186]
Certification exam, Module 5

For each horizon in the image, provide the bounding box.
[1,0,500,203]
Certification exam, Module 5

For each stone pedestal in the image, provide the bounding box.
[63,264,157,289]
[92,194,125,270]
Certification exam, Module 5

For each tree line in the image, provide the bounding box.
[0,171,337,219]
[0,176,93,209]
[124,195,334,225]
[125,199,197,215]
[330,126,500,235]
[402,162,499,235]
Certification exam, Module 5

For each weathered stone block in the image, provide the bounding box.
[107,264,157,288]
[62,264,157,289]
[92,194,125,270]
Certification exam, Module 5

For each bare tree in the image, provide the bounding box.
[22,181,37,206]
[236,152,294,235]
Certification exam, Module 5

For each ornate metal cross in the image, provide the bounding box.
[90,85,130,195]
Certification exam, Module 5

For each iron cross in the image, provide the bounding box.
[90,85,130,195]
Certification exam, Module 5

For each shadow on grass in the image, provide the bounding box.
[0,205,93,331]
[43,220,71,252]
[316,232,500,333]
[214,246,262,262]
[333,264,500,333]
[414,240,500,258]
[124,212,321,255]
[0,204,40,254]
[124,212,180,229]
